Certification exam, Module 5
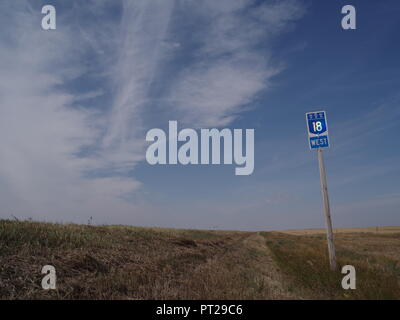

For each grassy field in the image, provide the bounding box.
[0,220,399,300]
[280,226,400,235]
[262,231,400,299]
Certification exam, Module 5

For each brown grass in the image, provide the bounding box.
[0,220,295,299]
[280,226,400,235]
[262,231,400,299]
[1,220,399,300]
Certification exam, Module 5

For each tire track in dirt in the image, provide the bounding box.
[166,232,306,299]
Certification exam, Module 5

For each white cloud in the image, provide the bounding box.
[100,0,175,166]
[169,0,305,127]
[170,61,278,127]
[0,1,142,222]
[0,0,305,224]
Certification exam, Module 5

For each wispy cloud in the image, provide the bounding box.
[169,0,305,127]
[0,1,141,222]
[0,0,305,223]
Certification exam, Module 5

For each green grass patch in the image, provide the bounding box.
[261,232,400,300]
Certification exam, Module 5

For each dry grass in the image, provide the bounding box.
[1,220,399,300]
[0,220,294,300]
[262,231,400,299]
[280,226,400,235]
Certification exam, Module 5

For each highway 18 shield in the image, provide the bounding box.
[306,111,330,149]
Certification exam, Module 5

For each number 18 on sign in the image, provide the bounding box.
[306,111,329,149]
[306,111,337,271]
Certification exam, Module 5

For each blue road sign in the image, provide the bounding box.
[306,111,329,149]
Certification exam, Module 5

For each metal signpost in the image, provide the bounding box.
[306,111,337,271]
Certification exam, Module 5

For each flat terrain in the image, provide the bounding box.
[0,220,399,299]
[281,226,400,235]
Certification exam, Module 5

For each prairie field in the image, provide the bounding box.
[281,226,400,235]
[0,220,399,300]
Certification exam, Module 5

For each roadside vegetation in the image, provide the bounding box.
[261,231,400,299]
[0,220,293,299]
[1,220,399,299]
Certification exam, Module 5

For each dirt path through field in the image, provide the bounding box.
[166,232,304,299]
[240,232,305,299]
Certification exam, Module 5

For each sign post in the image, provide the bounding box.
[306,111,337,271]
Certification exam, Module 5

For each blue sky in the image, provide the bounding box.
[0,0,399,230]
